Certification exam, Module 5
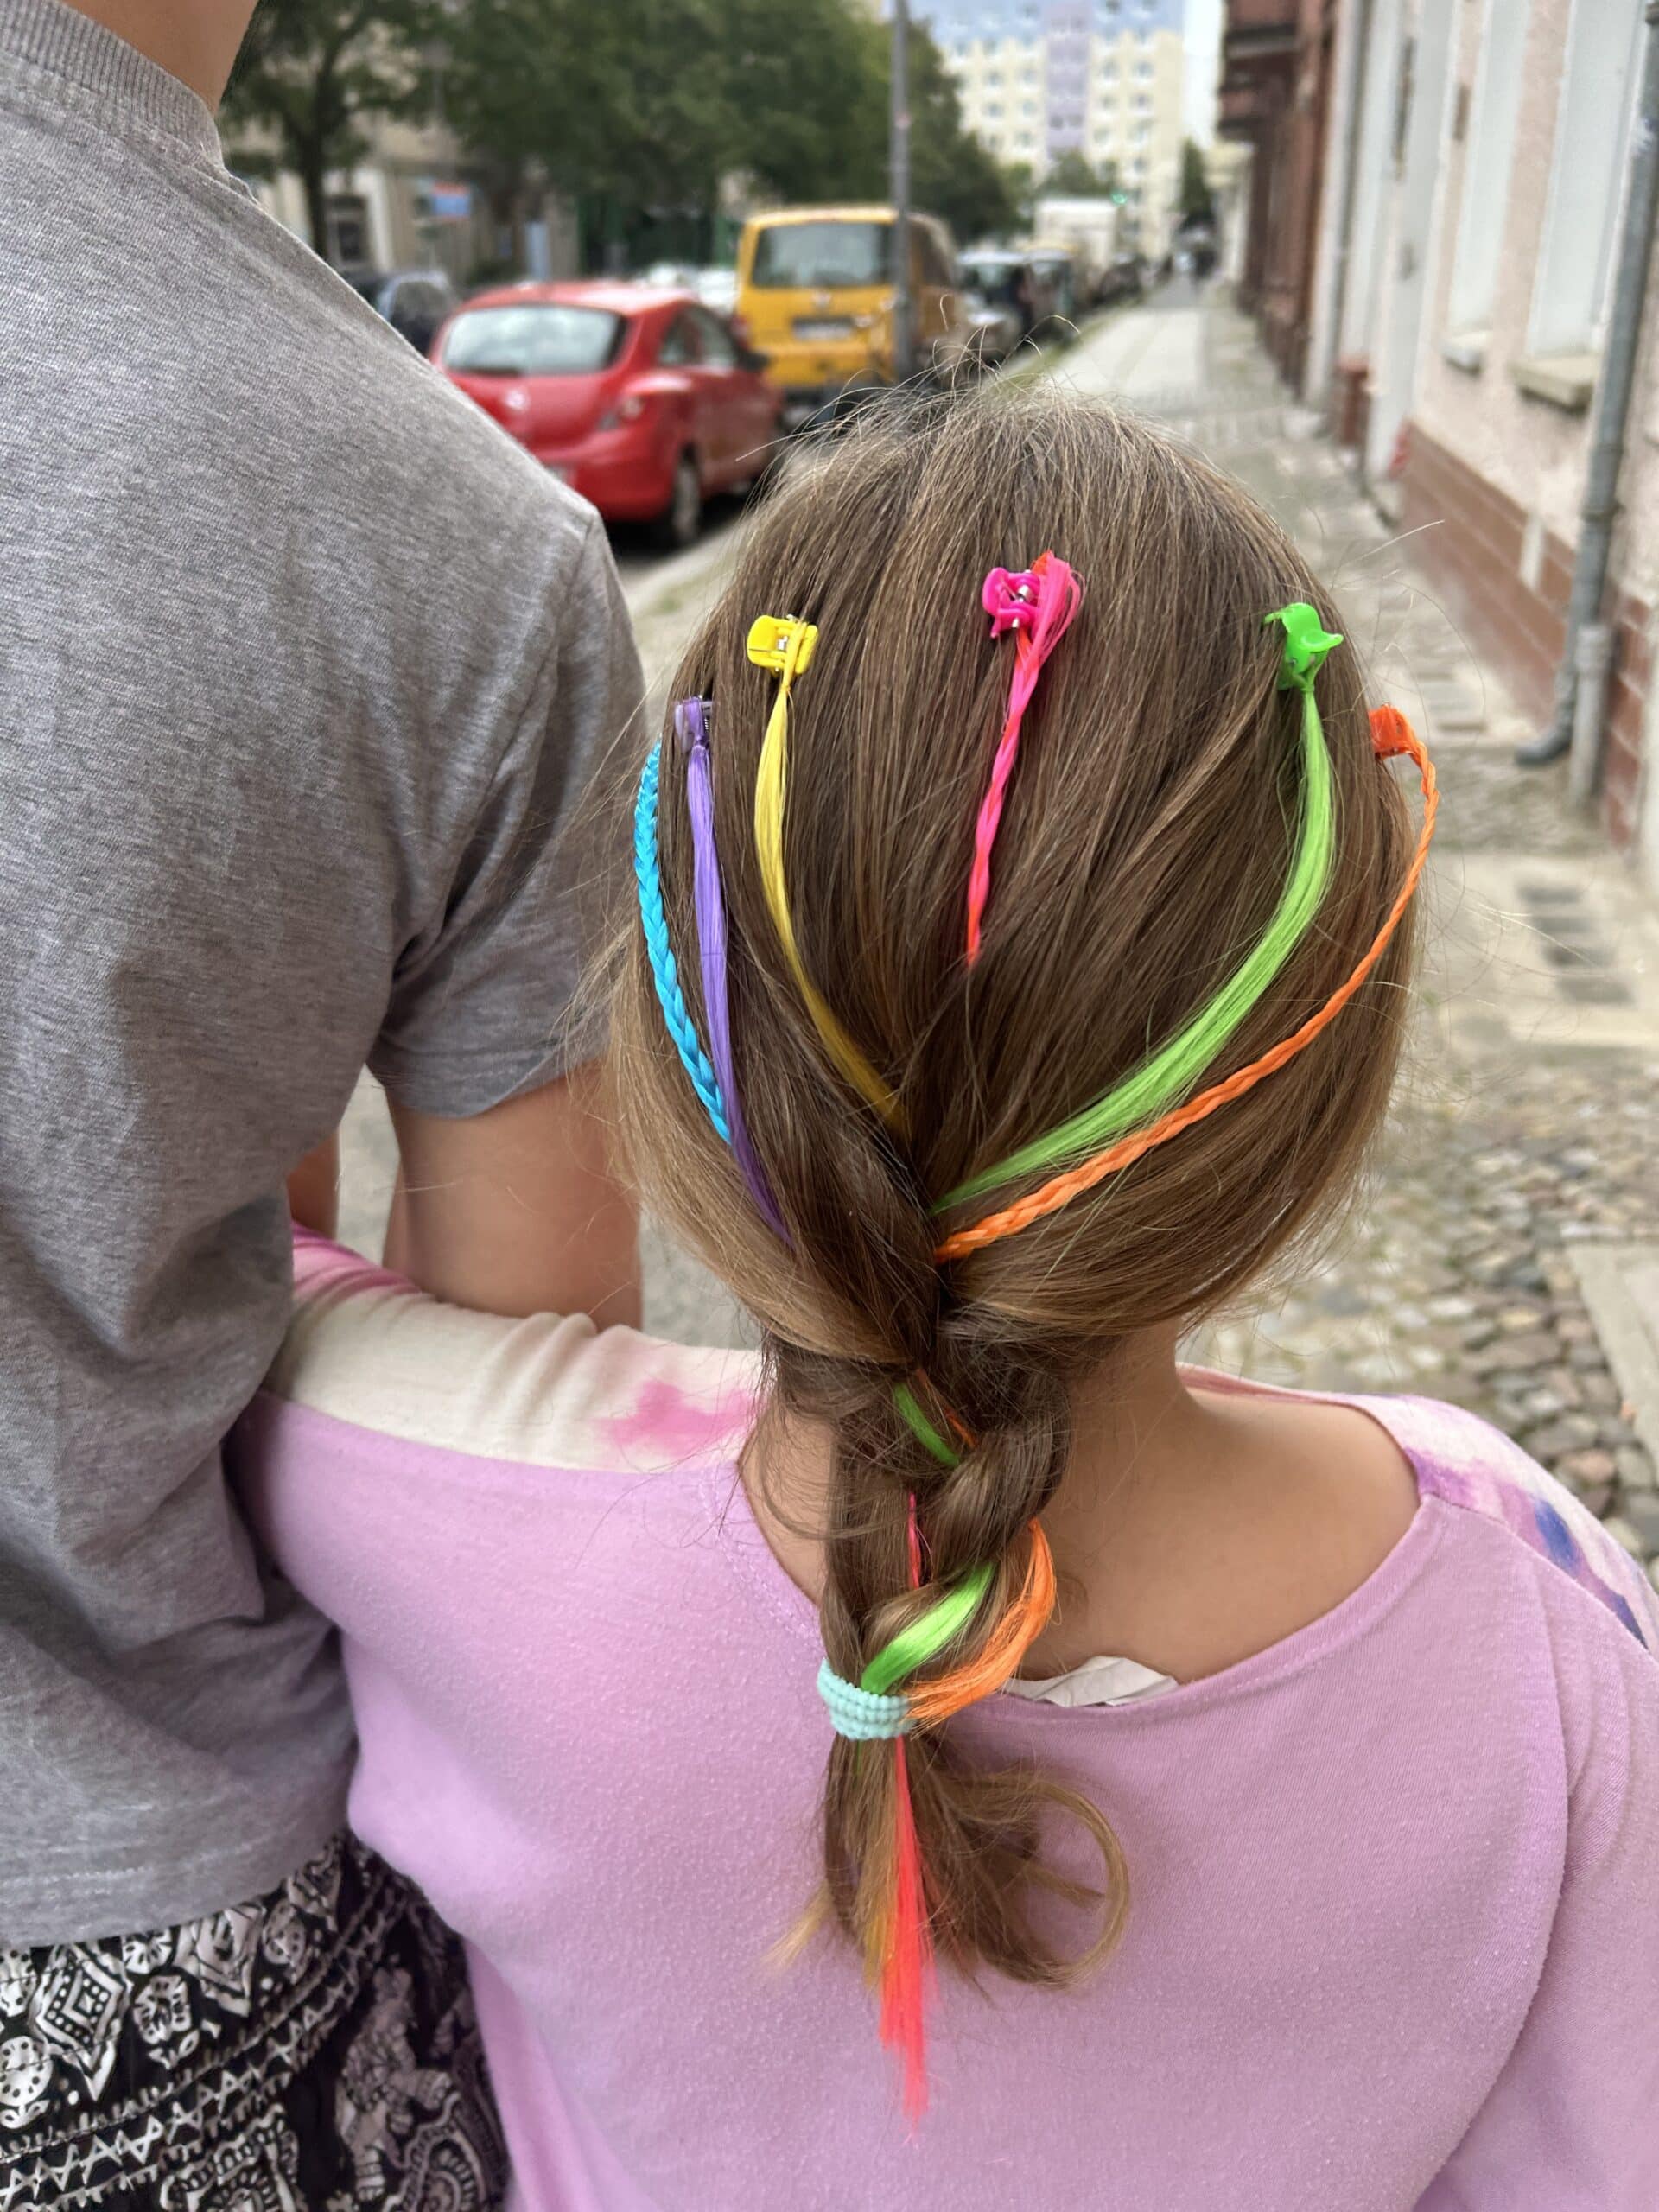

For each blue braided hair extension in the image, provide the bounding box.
[633,741,731,1142]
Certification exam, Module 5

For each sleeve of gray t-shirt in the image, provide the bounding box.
[367,511,643,1118]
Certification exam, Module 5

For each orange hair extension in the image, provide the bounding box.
[935,711,1436,1262]
[906,1523,1057,1727]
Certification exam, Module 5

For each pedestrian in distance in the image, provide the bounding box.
[0,0,640,2202]
[238,393,1659,2209]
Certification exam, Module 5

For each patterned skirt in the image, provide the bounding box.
[0,1837,505,2211]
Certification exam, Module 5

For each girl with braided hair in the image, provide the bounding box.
[238,393,1659,2210]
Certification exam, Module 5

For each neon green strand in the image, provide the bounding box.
[892,1382,961,1468]
[861,1562,995,1698]
[938,605,1342,1212]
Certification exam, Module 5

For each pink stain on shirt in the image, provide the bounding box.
[597,1376,754,1465]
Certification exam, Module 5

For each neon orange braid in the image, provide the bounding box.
[935,709,1436,1262]
[905,1524,1057,1726]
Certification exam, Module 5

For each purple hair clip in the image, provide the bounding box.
[675,698,790,1243]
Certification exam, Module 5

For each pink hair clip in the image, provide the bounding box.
[982,566,1041,635]
[965,551,1084,964]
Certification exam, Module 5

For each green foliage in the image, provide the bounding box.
[1179,137,1216,222]
[224,0,436,258]
[1042,149,1121,199]
[435,0,1017,265]
[226,0,1027,270]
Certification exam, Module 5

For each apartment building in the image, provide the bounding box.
[912,0,1187,253]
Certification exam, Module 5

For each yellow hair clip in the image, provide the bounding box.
[746,614,818,675]
[747,615,899,1124]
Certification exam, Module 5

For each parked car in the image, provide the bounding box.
[957,250,1038,365]
[1026,249,1079,330]
[1097,253,1147,306]
[434,282,782,547]
[734,205,967,426]
[344,267,459,354]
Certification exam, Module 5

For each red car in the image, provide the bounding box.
[434,281,781,546]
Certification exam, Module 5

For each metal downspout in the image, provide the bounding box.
[1516,2,1659,778]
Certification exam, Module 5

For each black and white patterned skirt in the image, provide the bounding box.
[0,1836,505,2211]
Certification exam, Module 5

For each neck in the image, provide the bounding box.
[751,1330,1421,1689]
[63,0,255,108]
[751,1324,1201,1627]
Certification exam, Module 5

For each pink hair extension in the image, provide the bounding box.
[965,553,1084,966]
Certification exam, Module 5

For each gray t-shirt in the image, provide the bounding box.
[0,0,643,1942]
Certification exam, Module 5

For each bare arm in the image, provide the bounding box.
[287,1131,340,1239]
[383,1063,641,1327]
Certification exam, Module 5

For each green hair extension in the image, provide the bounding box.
[862,1561,995,1697]
[938,603,1343,1213]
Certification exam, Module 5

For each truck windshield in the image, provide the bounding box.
[750,221,892,289]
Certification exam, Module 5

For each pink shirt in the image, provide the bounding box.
[235,1232,1659,2210]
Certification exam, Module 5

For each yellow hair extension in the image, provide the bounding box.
[748,617,899,1124]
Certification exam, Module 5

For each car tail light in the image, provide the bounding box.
[599,391,651,430]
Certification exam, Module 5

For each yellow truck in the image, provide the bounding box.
[734,205,968,426]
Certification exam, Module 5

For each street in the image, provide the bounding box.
[340,289,1659,1582]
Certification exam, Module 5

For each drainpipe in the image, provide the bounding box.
[1516,2,1659,778]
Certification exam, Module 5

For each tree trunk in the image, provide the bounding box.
[300,142,331,265]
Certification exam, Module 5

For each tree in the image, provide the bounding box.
[435,0,1017,270]
[1042,149,1120,199]
[223,0,436,264]
[723,0,887,207]
[439,0,874,268]
[1178,137,1216,225]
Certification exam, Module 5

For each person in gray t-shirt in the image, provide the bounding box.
[0,0,640,2186]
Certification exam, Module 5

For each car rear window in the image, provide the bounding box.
[441,305,626,376]
[749,221,891,289]
[962,257,1022,303]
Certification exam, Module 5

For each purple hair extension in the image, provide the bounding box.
[675,698,790,1243]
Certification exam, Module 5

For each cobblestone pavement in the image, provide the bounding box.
[340,289,1659,1582]
[1058,296,1659,1580]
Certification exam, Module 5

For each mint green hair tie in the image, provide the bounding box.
[938,601,1343,1212]
[817,1660,912,1740]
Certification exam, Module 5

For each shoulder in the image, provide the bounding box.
[1353,1389,1659,1662]
[250,251,591,561]
[268,1230,759,1479]
[122,172,597,579]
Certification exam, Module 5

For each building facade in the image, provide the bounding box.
[232,112,579,288]
[1229,0,1657,877]
[912,0,1187,253]
[1217,0,1338,387]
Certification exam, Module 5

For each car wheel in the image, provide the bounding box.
[654,453,702,551]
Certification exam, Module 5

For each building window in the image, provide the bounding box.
[1446,0,1532,335]
[1529,0,1643,355]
